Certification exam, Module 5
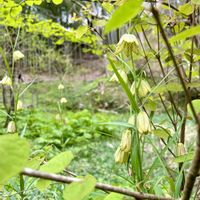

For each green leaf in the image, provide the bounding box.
[188,99,200,118]
[105,0,143,33]
[63,175,96,200]
[76,26,88,39]
[104,193,124,200]
[0,134,29,186]
[173,152,194,163]
[10,5,22,16]
[153,129,170,139]
[192,0,200,5]
[52,0,63,5]
[102,2,113,13]
[153,82,183,93]
[169,25,200,43]
[144,100,157,111]
[37,151,73,190]
[25,0,42,6]
[179,3,194,15]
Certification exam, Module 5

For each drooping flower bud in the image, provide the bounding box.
[17,100,23,111]
[58,84,64,90]
[115,34,139,57]
[130,79,151,98]
[114,147,129,164]
[0,75,12,86]
[55,113,61,121]
[60,97,67,104]
[110,70,128,83]
[128,115,136,126]
[7,121,16,133]
[177,143,186,156]
[138,80,151,97]
[136,111,152,134]
[13,50,24,62]
[120,129,132,152]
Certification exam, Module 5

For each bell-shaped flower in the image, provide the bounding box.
[114,147,129,164]
[177,143,187,156]
[60,97,67,104]
[120,129,132,152]
[115,34,139,57]
[17,100,23,111]
[136,111,152,134]
[0,75,12,86]
[128,115,136,126]
[7,121,16,133]
[58,84,64,90]
[130,79,151,98]
[13,50,24,62]
[110,70,128,83]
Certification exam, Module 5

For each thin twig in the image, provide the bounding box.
[21,168,173,200]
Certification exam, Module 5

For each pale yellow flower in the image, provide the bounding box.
[0,75,12,86]
[7,121,16,133]
[60,97,67,104]
[136,111,152,134]
[114,147,129,164]
[58,84,64,90]
[128,115,136,126]
[177,143,187,156]
[130,79,151,98]
[116,34,139,57]
[120,129,132,152]
[17,100,23,111]
[13,50,24,62]
[110,70,128,83]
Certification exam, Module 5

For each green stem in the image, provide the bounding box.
[20,174,25,200]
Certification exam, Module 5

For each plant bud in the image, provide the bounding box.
[13,50,24,62]
[177,143,186,156]
[114,147,129,164]
[130,80,151,98]
[58,84,64,90]
[138,80,151,97]
[60,97,67,104]
[120,129,132,152]
[136,111,152,134]
[17,100,23,111]
[0,75,12,86]
[55,114,61,121]
[110,70,128,83]
[7,121,16,133]
[115,34,139,57]
[128,115,135,126]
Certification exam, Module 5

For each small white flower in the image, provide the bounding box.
[60,97,67,104]
[13,50,24,62]
[0,75,12,86]
[58,84,64,90]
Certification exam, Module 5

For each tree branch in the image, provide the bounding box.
[21,168,173,200]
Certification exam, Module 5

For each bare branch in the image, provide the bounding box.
[21,168,173,200]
